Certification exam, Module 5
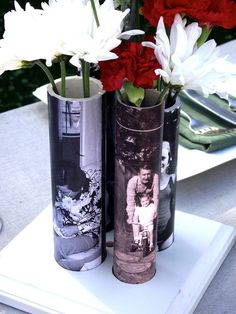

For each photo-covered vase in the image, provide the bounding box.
[104,91,116,231]
[113,90,164,284]
[157,98,181,251]
[47,76,106,271]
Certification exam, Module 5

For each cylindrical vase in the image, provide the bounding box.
[104,91,116,231]
[47,76,106,271]
[157,99,181,250]
[113,90,164,284]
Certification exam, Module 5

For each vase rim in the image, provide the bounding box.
[47,75,105,101]
[117,89,163,110]
[164,97,181,112]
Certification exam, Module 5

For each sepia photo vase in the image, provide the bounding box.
[113,90,164,284]
[47,76,106,271]
[158,99,181,251]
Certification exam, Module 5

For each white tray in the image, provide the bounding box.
[0,206,235,314]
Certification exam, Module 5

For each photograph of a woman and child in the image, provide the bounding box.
[50,99,103,271]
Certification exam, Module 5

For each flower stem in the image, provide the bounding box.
[78,0,99,99]
[60,60,66,97]
[90,0,100,27]
[130,1,140,30]
[35,60,58,95]
[197,26,212,47]
[172,89,181,104]
[157,83,170,104]
[120,0,129,11]
[81,59,90,98]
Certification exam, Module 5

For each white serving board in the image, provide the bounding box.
[0,206,235,314]
[33,84,236,182]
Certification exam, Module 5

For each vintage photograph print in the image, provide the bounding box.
[158,103,180,250]
[113,111,163,283]
[49,98,104,271]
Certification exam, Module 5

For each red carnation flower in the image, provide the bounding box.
[141,0,202,28]
[189,0,236,29]
[141,0,236,29]
[99,42,160,92]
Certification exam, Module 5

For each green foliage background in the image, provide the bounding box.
[0,0,235,112]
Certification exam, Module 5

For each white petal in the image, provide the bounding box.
[100,0,114,13]
[155,68,170,83]
[0,48,23,74]
[84,50,118,63]
[119,29,144,39]
[155,17,171,68]
[170,14,187,60]
[193,39,217,63]
[184,23,202,59]
[14,1,23,11]
[215,40,236,64]
[142,41,157,50]
[69,55,80,67]
[156,16,166,36]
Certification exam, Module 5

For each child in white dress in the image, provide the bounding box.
[132,193,157,251]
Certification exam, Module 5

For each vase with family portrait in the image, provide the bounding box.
[47,76,106,271]
[157,98,181,251]
[113,89,164,284]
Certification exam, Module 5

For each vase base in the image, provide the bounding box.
[54,246,103,272]
[112,258,156,284]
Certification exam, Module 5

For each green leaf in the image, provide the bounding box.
[123,81,144,107]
